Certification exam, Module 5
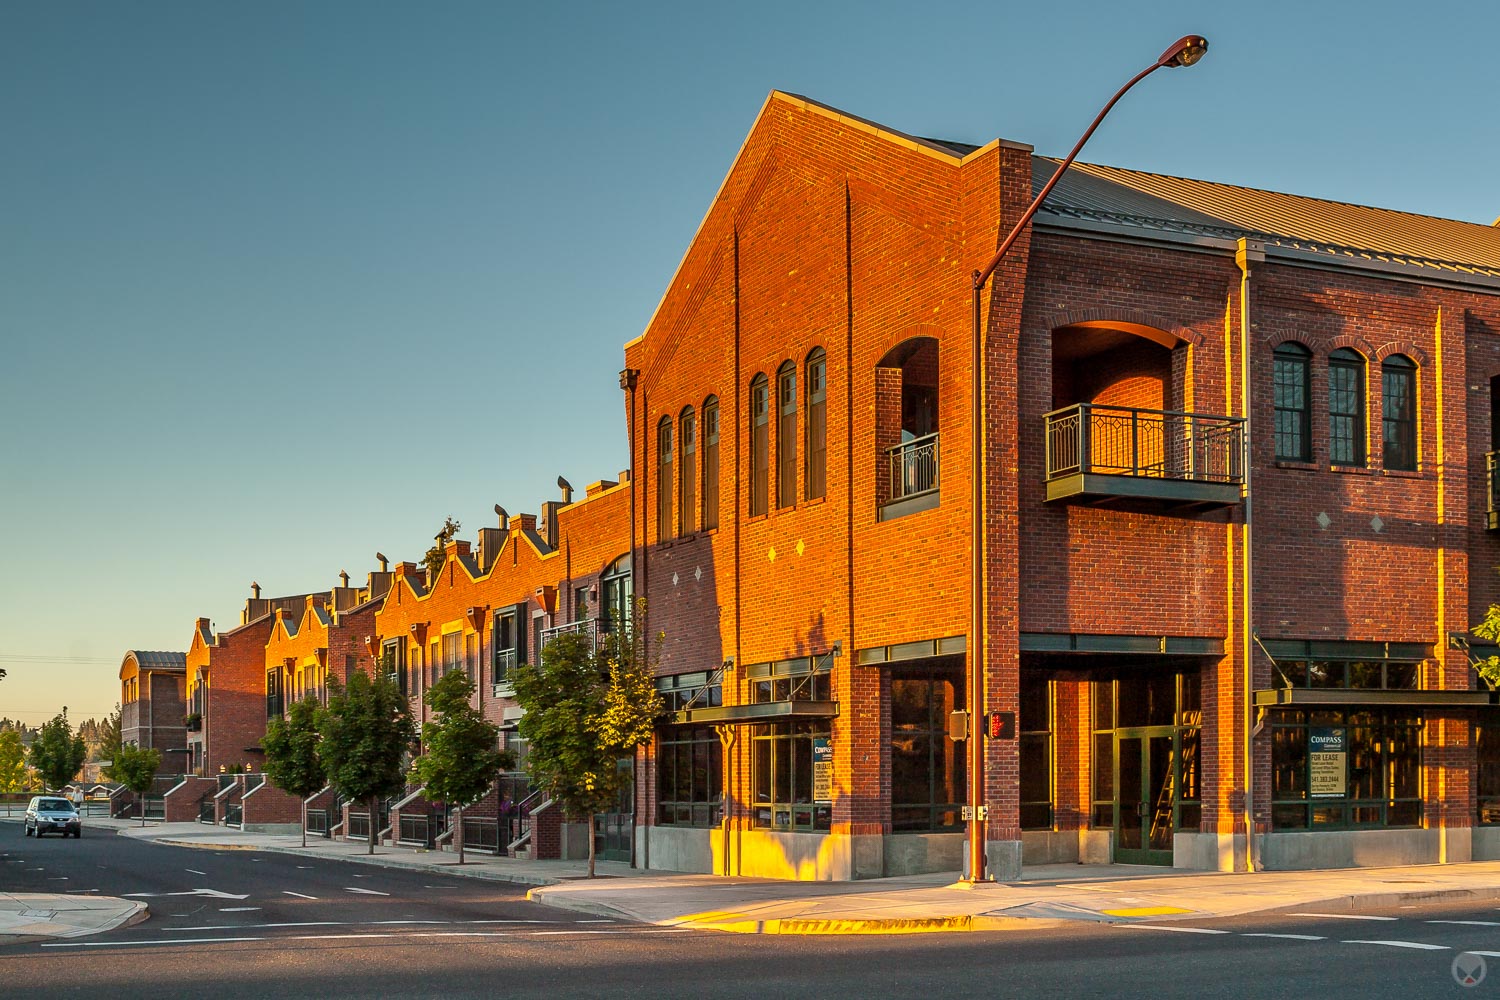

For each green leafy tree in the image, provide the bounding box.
[422,515,462,579]
[111,743,162,826]
[410,670,512,864]
[97,706,122,763]
[29,710,88,791]
[511,612,662,877]
[0,729,26,793]
[261,695,327,847]
[1475,611,1500,689]
[319,668,416,855]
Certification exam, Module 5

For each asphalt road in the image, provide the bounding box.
[2,827,1499,998]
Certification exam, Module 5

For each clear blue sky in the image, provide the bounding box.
[2,1,1495,724]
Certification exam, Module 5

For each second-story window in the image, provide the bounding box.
[702,397,719,530]
[656,416,673,539]
[1382,354,1417,471]
[1329,348,1366,466]
[493,608,523,684]
[777,361,797,508]
[806,348,826,500]
[679,407,696,536]
[750,375,769,516]
[1272,341,1310,462]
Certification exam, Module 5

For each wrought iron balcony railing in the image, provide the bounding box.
[886,432,939,502]
[1045,403,1245,506]
[540,618,598,649]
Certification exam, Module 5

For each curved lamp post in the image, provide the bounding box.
[965,34,1209,884]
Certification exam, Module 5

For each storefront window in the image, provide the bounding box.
[751,721,831,831]
[1480,721,1500,825]
[1270,708,1423,830]
[656,726,722,827]
[1276,659,1421,691]
[891,665,965,832]
[1019,672,1051,830]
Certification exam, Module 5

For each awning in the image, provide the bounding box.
[669,700,839,726]
[1020,632,1222,656]
[1255,688,1492,709]
[1258,638,1432,662]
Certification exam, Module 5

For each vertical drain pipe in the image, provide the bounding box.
[1236,238,1263,873]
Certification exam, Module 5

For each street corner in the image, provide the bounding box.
[0,894,149,945]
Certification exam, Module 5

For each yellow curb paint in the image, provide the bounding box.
[1100,906,1194,918]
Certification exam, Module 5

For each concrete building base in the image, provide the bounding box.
[1175,832,1249,872]
[1259,828,1475,870]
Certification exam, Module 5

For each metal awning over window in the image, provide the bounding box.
[669,700,839,726]
[1020,632,1222,656]
[1255,688,1491,709]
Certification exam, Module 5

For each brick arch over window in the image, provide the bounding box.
[1050,319,1191,413]
[1372,343,1431,368]
[870,323,946,371]
[1044,311,1206,351]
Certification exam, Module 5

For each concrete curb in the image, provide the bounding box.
[125,829,566,888]
[0,900,150,945]
[1267,885,1500,916]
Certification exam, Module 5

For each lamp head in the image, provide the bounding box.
[1159,35,1208,68]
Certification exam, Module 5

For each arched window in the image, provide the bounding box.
[806,348,827,500]
[777,361,797,508]
[601,554,633,632]
[1328,348,1366,467]
[1272,341,1311,462]
[750,375,769,516]
[1382,354,1417,471]
[679,406,696,537]
[656,416,673,539]
[702,396,720,531]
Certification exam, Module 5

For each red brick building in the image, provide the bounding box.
[618,92,1500,879]
[118,650,187,771]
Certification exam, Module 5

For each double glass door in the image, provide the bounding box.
[1115,726,1175,866]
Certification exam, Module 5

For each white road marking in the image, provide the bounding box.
[345,887,389,895]
[43,937,265,948]
[297,866,314,870]
[42,927,697,951]
[1342,939,1450,951]
[47,877,68,881]
[1288,913,1397,921]
[423,885,457,889]
[1241,933,1325,941]
[282,891,317,899]
[218,907,260,912]
[122,889,249,900]
[1121,925,1231,935]
[1429,920,1500,927]
[1460,951,1500,958]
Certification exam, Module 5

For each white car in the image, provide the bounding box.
[23,796,81,838]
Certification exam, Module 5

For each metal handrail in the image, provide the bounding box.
[885,432,939,501]
[540,618,597,648]
[1044,402,1245,485]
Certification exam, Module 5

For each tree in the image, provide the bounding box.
[410,670,512,864]
[0,729,26,793]
[96,706,122,771]
[28,710,88,791]
[511,612,662,877]
[261,695,327,848]
[421,515,462,579]
[319,668,415,855]
[111,744,162,826]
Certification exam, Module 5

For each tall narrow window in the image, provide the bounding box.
[1272,341,1311,462]
[656,416,673,538]
[1328,348,1366,466]
[702,397,719,530]
[750,375,769,516]
[1382,354,1417,471]
[805,348,826,499]
[679,407,696,536]
[777,361,797,508]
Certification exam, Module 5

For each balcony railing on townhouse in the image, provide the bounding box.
[879,433,940,522]
[1044,403,1245,508]
[224,803,243,828]
[398,812,433,849]
[1488,452,1499,531]
[540,618,598,650]
[461,815,502,855]
[492,648,518,698]
[198,796,215,825]
[184,713,202,733]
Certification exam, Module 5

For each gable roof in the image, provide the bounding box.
[1036,158,1500,281]
[122,650,186,672]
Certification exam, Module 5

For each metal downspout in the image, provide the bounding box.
[1236,238,1263,873]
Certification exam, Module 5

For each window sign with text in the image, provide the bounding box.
[1309,727,1347,798]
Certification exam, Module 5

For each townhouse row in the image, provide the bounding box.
[122,90,1500,879]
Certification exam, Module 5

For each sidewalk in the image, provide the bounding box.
[24,816,1500,936]
[0,893,146,944]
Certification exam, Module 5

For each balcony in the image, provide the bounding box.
[1044,403,1245,509]
[1489,452,1499,531]
[540,618,599,650]
[880,432,939,521]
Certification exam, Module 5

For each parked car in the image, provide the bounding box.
[23,796,81,838]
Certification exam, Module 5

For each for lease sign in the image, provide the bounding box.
[1309,727,1346,798]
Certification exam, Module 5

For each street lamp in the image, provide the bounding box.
[964,34,1209,884]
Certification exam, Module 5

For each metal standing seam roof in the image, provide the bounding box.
[124,650,187,671]
[1033,157,1500,279]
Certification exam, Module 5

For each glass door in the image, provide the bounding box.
[594,758,634,863]
[1114,726,1175,865]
